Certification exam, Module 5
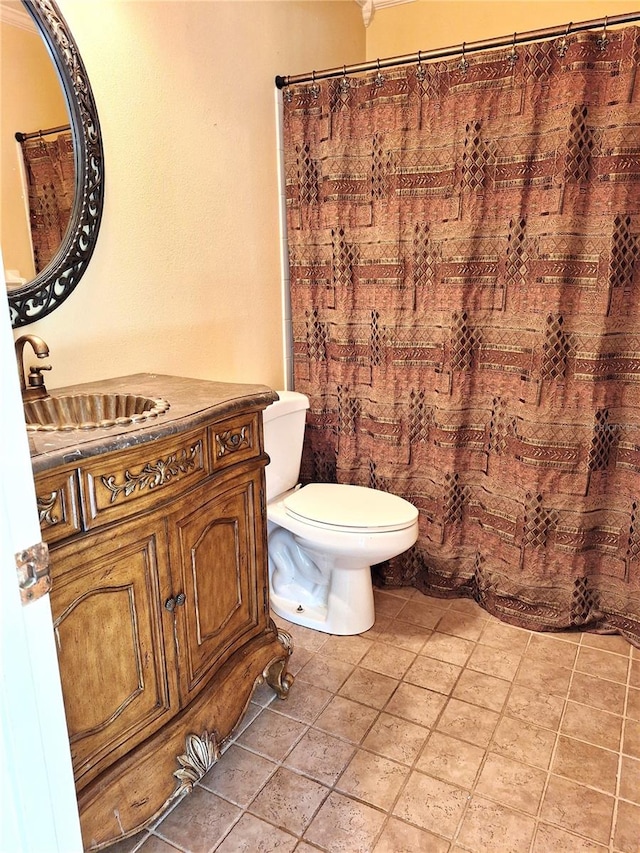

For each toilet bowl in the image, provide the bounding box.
[263,392,419,635]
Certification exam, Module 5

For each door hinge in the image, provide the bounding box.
[15,541,51,605]
[263,584,269,615]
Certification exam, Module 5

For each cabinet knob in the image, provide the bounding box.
[165,593,186,612]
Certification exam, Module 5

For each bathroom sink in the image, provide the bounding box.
[24,393,170,432]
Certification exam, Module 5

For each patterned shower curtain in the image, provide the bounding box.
[282,27,640,645]
[19,131,74,273]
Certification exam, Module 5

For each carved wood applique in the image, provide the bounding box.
[101,443,202,504]
[173,730,220,795]
[216,426,250,458]
[37,490,59,526]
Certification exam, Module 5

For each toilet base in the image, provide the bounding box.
[269,564,375,636]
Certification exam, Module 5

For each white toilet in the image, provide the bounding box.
[263,391,419,635]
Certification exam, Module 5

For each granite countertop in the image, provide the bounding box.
[28,373,278,474]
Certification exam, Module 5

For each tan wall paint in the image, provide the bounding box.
[15,1,364,389]
[367,1,640,58]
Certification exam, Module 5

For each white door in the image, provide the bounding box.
[0,267,82,851]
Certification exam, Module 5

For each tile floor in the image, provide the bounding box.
[110,588,640,853]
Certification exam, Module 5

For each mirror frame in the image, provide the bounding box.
[8,0,104,327]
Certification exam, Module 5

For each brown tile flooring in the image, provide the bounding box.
[112,589,640,853]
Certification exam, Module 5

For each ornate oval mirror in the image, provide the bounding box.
[5,0,104,327]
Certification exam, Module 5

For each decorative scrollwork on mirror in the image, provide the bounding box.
[9,0,104,327]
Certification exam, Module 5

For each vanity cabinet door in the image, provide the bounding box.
[168,468,267,707]
[49,516,177,790]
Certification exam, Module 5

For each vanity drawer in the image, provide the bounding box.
[80,428,209,529]
[35,468,81,545]
[209,412,262,472]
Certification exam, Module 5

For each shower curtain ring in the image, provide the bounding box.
[459,42,469,73]
[374,57,385,88]
[416,49,426,80]
[557,21,572,57]
[597,15,609,51]
[340,65,351,94]
[282,74,293,102]
[508,31,519,66]
[310,70,320,99]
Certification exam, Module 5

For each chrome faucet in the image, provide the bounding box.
[14,334,52,402]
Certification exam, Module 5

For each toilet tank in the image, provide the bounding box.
[263,391,310,502]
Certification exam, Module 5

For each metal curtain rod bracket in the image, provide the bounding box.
[274,11,640,89]
[15,123,71,143]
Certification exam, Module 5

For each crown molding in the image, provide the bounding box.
[0,2,34,31]
[356,0,415,27]
[374,0,416,7]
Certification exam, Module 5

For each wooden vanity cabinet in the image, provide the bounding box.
[32,388,292,850]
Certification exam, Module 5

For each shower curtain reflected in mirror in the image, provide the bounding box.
[19,130,74,274]
[282,28,640,645]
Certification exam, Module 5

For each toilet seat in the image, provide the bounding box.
[283,483,418,533]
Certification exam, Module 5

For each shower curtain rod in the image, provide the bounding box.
[274,11,640,89]
[15,123,70,143]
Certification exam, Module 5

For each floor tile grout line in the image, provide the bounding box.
[208,703,319,850]
[416,619,622,851]
[372,606,506,850]
[237,690,391,851]
[207,709,323,851]
[286,609,630,850]
[609,652,634,851]
[268,606,471,850]
[463,621,625,851]
[417,606,497,848]
[298,638,624,752]
[375,609,471,848]
[228,662,428,848]
[138,597,638,853]
[456,622,541,852]
[573,634,629,769]
[537,647,593,848]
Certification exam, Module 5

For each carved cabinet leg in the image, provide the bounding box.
[264,628,294,698]
[265,658,294,698]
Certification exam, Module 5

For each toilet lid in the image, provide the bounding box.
[284,483,418,532]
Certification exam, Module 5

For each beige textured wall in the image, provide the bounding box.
[367,1,640,57]
[16,0,364,389]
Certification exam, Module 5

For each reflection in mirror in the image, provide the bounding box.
[1,0,72,286]
[2,0,104,327]
[15,125,75,279]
